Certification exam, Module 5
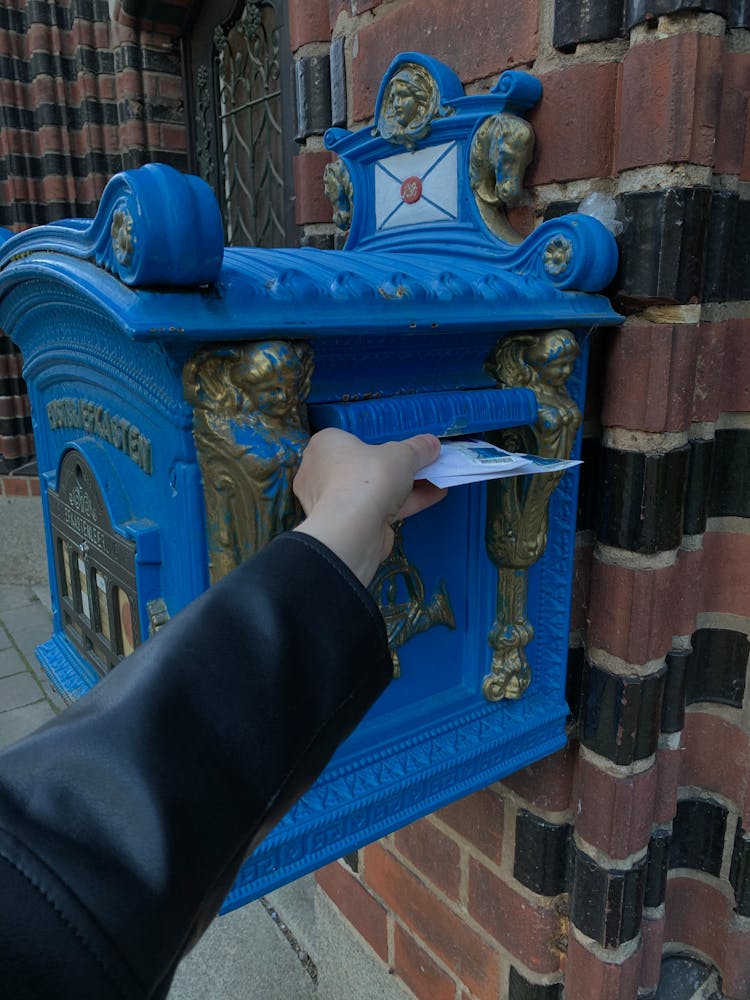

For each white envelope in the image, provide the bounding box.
[416,439,582,488]
[375,141,458,231]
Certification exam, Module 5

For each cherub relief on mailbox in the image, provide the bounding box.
[0,51,622,909]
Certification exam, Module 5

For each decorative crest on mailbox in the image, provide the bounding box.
[322,51,617,293]
[0,51,624,911]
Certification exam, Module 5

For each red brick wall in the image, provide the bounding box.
[290,3,750,997]
[0,0,187,475]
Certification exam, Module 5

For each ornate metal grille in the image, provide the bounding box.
[193,0,289,248]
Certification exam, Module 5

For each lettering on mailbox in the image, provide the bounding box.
[47,397,152,475]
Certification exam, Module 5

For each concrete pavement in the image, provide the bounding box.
[0,582,64,750]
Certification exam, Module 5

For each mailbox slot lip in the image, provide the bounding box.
[309,387,539,443]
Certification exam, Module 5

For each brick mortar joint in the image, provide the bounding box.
[600,428,690,454]
[572,831,649,874]
[594,542,679,571]
[706,516,750,536]
[366,848,563,964]
[701,301,750,323]
[492,786,573,830]
[384,840,472,911]
[569,923,643,963]
[387,835,566,922]
[389,915,465,992]
[666,865,738,900]
[293,41,331,58]
[629,12,727,43]
[577,741,658,778]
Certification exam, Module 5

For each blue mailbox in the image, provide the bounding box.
[0,54,621,910]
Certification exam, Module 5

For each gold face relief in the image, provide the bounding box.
[184,340,313,584]
[374,62,449,149]
[482,331,581,702]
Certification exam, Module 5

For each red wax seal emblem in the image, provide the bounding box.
[400,176,422,204]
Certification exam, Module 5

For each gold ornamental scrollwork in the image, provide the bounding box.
[111,208,134,266]
[373,62,453,149]
[323,159,354,232]
[369,521,455,678]
[184,340,313,584]
[543,235,574,276]
[483,330,581,701]
[469,113,534,242]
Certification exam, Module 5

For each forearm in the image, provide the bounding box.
[0,532,392,998]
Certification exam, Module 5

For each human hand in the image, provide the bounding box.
[293,428,447,586]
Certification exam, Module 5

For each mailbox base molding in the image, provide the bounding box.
[224,694,569,909]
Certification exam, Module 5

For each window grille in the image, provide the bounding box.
[186,0,296,248]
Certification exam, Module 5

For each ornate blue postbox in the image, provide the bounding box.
[0,53,621,909]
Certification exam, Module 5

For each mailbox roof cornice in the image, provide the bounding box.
[0,244,620,349]
[0,53,624,349]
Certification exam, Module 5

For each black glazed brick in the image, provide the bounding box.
[119,0,191,28]
[615,188,711,306]
[708,429,750,519]
[514,810,572,897]
[661,649,689,734]
[565,645,585,725]
[644,828,671,908]
[544,200,579,223]
[597,446,689,554]
[580,659,666,765]
[0,5,27,31]
[729,820,750,916]
[295,54,332,141]
[685,628,749,709]
[342,850,359,873]
[626,0,728,28]
[553,0,624,50]
[330,37,346,128]
[670,799,727,876]
[730,0,750,26]
[576,436,601,532]
[684,438,714,535]
[729,200,750,302]
[704,192,738,303]
[570,845,647,947]
[509,967,563,1000]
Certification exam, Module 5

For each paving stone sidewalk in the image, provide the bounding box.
[0,582,63,750]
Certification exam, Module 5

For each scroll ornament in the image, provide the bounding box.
[369,521,455,678]
[483,330,581,701]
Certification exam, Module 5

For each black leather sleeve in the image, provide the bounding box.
[0,532,393,999]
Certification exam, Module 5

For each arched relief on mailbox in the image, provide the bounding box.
[0,50,624,908]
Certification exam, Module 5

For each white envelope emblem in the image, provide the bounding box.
[375,141,458,231]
